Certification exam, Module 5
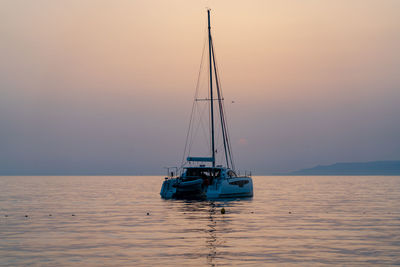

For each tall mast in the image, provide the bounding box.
[208,9,215,168]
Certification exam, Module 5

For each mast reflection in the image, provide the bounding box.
[206,202,217,266]
[175,200,230,266]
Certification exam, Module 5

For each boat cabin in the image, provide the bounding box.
[182,166,237,180]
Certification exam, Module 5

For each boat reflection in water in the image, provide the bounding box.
[205,203,218,266]
[177,201,226,266]
[171,199,252,266]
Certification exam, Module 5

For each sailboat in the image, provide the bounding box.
[160,10,253,200]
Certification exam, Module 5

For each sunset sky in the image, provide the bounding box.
[1,0,399,174]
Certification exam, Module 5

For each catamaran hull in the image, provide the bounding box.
[160,177,253,200]
[175,178,205,199]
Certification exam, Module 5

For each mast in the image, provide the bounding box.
[208,9,215,168]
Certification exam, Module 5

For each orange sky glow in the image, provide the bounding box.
[1,0,399,173]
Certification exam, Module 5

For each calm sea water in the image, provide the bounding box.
[1,176,400,266]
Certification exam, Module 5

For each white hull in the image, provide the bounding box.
[161,176,253,200]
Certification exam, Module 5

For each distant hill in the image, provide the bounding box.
[290,161,400,175]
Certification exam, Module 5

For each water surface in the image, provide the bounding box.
[1,176,400,266]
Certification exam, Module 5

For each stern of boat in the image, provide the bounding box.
[160,177,178,199]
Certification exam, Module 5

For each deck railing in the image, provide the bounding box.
[236,170,252,177]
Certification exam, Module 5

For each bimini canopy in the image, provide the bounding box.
[187,157,214,162]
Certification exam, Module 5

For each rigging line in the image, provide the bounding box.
[200,103,211,148]
[186,104,198,158]
[213,92,222,151]
[219,83,235,169]
[221,94,235,169]
[215,115,221,149]
[214,101,223,156]
[222,104,235,169]
[212,38,235,170]
[195,101,212,153]
[187,100,207,157]
[218,84,235,169]
[187,102,209,163]
[211,37,235,170]
[182,87,197,167]
[181,29,208,168]
[188,71,211,157]
[211,37,230,169]
[216,68,235,170]
[187,97,211,158]
[222,100,235,169]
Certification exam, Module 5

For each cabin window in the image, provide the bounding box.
[186,168,221,178]
[229,180,249,187]
[227,170,237,177]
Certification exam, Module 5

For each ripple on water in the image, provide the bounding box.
[1,175,400,266]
